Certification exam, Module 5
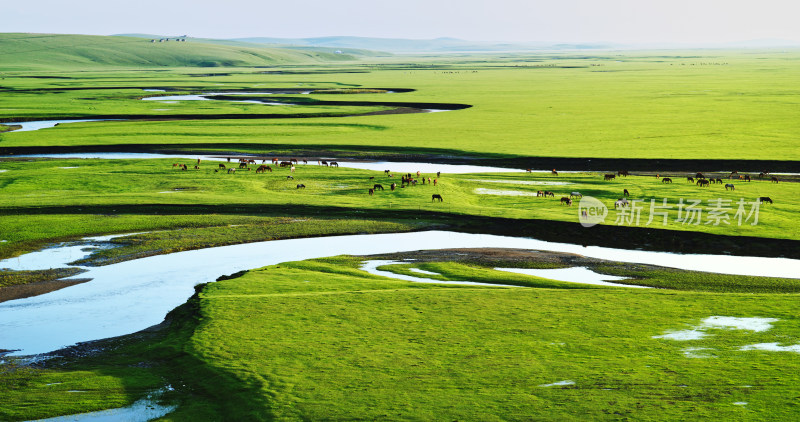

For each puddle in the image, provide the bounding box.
[653,316,779,341]
[30,387,176,422]
[653,329,709,341]
[466,179,573,185]
[2,232,800,356]
[740,343,800,353]
[3,120,116,132]
[681,347,716,358]
[361,260,518,288]
[733,402,748,406]
[539,380,575,387]
[494,267,647,288]
[474,188,539,196]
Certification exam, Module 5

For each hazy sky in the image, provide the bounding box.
[5,0,800,44]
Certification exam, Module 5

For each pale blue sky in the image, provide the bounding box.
[4,0,799,44]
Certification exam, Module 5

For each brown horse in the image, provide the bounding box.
[560,197,572,206]
[390,183,396,191]
[744,175,751,182]
[329,161,339,167]
[696,179,709,187]
[771,177,779,183]
[432,194,443,202]
[373,184,384,191]
[604,174,616,181]
[661,178,672,184]
[687,177,694,183]
[368,188,375,196]
[618,170,629,177]
[551,169,558,176]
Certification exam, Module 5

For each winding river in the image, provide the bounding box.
[2,230,800,357]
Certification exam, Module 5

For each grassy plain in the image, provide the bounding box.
[4,257,800,420]
[2,50,800,161]
[1,35,800,421]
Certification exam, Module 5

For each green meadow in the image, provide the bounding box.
[1,34,799,421]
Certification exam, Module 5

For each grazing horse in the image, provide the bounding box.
[687,177,694,183]
[623,189,630,197]
[329,161,339,167]
[714,178,723,184]
[744,175,751,182]
[239,162,248,169]
[661,178,672,184]
[618,170,629,177]
[320,160,329,166]
[279,161,291,167]
[272,158,279,164]
[218,164,226,169]
[614,198,629,208]
[368,188,374,196]
[537,190,545,197]
[551,169,558,176]
[302,159,308,165]
[543,191,555,197]
[771,177,779,183]
[255,165,272,173]
[286,175,294,180]
[194,165,200,170]
[759,197,773,204]
[604,174,616,181]
[296,184,305,189]
[725,184,735,191]
[526,168,532,173]
[560,197,572,206]
[373,184,384,191]
[696,179,709,187]
[570,192,582,199]
[390,183,396,191]
[696,172,705,179]
[432,194,443,202]
[385,169,391,175]
[729,171,738,179]
[290,158,298,164]
[227,168,236,174]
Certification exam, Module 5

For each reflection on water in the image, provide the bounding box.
[1,231,799,356]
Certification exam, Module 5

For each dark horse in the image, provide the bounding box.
[296,184,305,189]
[560,197,572,206]
[696,179,709,187]
[759,197,773,204]
[604,174,616,181]
[373,184,384,191]
[661,178,672,184]
[432,194,443,202]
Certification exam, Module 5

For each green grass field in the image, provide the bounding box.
[1,34,799,421]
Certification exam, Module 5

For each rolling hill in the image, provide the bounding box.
[0,33,371,71]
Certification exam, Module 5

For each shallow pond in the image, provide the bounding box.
[1,230,799,357]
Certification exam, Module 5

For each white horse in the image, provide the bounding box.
[570,192,582,199]
[614,198,629,208]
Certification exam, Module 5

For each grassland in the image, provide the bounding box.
[4,255,800,421]
[1,34,799,421]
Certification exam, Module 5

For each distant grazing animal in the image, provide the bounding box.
[373,184,384,191]
[218,163,226,169]
[570,192,582,199]
[272,158,279,164]
[437,172,441,178]
[296,184,305,189]
[623,189,630,197]
[286,175,293,180]
[385,169,391,175]
[744,175,751,182]
[758,171,767,179]
[279,161,291,167]
[320,160,329,166]
[302,160,308,165]
[551,169,558,176]
[173,163,179,167]
[604,174,616,181]
[758,197,773,204]
[368,188,374,196]
[714,178,723,184]
[290,158,298,164]
[369,176,375,180]
[255,165,272,173]
[526,168,532,173]
[181,164,187,171]
[771,177,779,183]
[661,178,672,184]
[729,171,738,179]
[239,162,248,169]
[537,190,545,197]
[329,161,339,167]
[696,179,709,187]
[560,197,572,206]
[545,191,555,197]
[696,172,705,179]
[227,168,236,174]
[390,183,396,191]
[194,165,200,170]
[432,194,443,202]
[614,198,629,208]
[618,170,629,177]
[687,177,694,183]
[725,184,735,191]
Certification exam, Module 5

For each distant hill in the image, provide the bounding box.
[0,33,372,71]
[230,36,618,52]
